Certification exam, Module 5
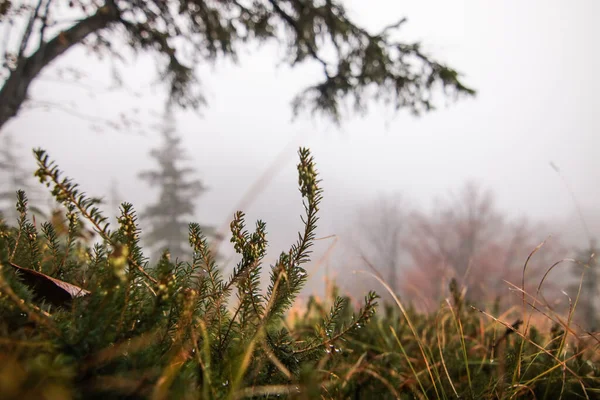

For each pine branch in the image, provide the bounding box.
[0,1,121,128]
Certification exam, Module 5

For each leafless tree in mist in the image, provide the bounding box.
[343,182,567,312]
[345,194,410,295]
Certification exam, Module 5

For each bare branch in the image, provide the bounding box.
[17,0,45,60]
[0,1,121,129]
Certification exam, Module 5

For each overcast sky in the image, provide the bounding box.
[3,0,599,297]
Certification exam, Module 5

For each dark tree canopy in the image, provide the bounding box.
[0,0,475,131]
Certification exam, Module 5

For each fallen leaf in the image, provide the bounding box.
[9,262,90,308]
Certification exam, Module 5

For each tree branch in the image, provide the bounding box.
[17,0,44,60]
[0,1,120,131]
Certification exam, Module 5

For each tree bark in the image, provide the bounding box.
[0,3,120,132]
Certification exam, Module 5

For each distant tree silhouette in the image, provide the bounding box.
[403,183,563,310]
[349,194,409,295]
[139,107,212,261]
[347,183,565,311]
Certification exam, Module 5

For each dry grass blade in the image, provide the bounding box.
[503,280,591,344]
[211,135,303,255]
[151,348,189,400]
[360,367,401,399]
[310,234,339,276]
[446,298,472,393]
[472,305,591,399]
[518,237,549,380]
[434,308,459,397]
[0,337,54,347]
[390,326,429,398]
[359,269,441,399]
[227,329,262,400]
[90,375,153,397]
[84,331,160,370]
[232,384,300,399]
[341,352,368,389]
[261,337,292,380]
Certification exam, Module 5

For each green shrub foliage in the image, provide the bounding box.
[0,147,377,399]
[321,279,600,400]
[0,148,599,399]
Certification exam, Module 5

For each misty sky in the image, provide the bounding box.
[3,0,599,295]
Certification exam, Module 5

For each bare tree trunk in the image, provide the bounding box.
[0,3,120,132]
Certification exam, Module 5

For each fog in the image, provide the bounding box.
[3,0,599,302]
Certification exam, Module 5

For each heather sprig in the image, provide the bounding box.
[0,146,388,399]
[0,145,599,398]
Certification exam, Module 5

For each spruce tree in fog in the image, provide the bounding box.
[139,108,210,261]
